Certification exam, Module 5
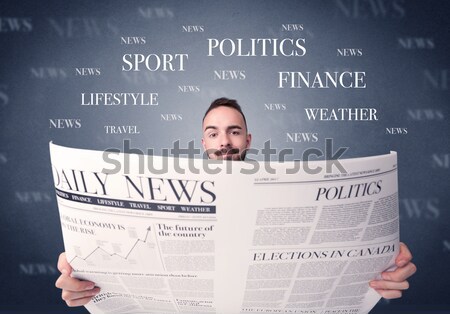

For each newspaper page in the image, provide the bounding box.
[50,142,399,314]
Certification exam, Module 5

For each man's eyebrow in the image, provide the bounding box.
[204,126,218,132]
[203,125,243,132]
[226,125,243,130]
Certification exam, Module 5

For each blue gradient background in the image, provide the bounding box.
[0,0,449,312]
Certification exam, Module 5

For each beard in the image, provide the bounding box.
[211,147,246,160]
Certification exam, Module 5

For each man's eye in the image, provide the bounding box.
[231,131,240,135]
[209,133,217,138]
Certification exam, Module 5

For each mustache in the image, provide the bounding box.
[214,147,240,156]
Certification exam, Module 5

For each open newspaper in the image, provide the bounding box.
[50,143,400,314]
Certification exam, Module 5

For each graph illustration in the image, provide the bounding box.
[68,226,164,272]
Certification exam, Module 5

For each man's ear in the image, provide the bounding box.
[246,133,252,149]
[201,138,206,150]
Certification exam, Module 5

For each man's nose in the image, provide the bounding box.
[219,133,231,147]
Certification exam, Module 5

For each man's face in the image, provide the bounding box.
[202,106,252,160]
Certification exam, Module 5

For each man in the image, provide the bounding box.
[202,97,251,160]
[55,97,416,306]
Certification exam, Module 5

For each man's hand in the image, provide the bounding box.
[55,252,100,307]
[369,242,417,299]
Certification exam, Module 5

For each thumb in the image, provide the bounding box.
[57,252,73,275]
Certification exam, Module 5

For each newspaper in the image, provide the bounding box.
[50,142,400,314]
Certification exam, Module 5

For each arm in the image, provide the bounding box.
[55,252,101,307]
[369,242,417,299]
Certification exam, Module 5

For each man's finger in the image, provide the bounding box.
[55,274,95,292]
[370,280,409,291]
[382,262,417,282]
[57,252,72,275]
[66,296,95,307]
[62,287,100,303]
[396,242,413,267]
[375,289,402,299]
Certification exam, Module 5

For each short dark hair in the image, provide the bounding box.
[203,97,248,130]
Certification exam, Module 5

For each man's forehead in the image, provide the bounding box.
[203,106,246,125]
